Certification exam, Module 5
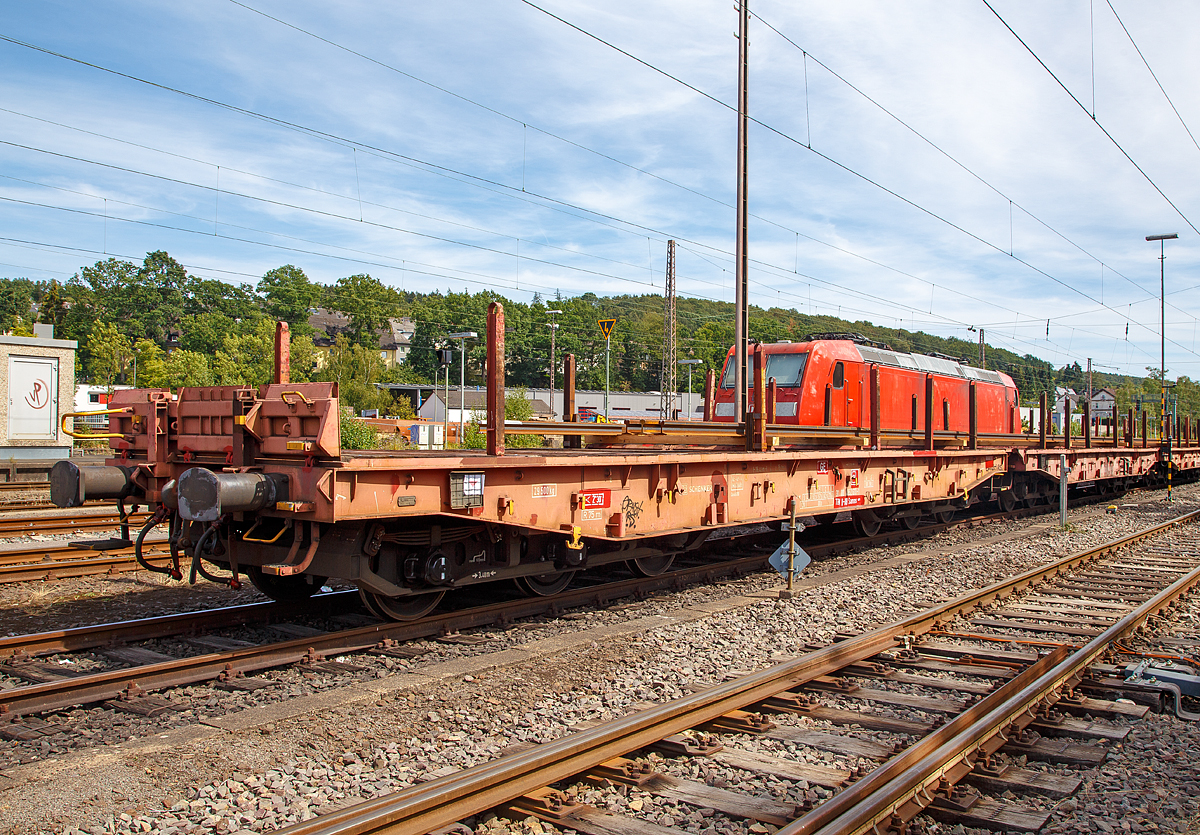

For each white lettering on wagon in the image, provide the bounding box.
[531,484,558,498]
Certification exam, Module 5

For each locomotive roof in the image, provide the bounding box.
[853,344,1009,385]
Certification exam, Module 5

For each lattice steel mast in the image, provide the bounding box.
[660,239,677,418]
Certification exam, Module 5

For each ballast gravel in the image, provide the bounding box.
[1,484,1198,835]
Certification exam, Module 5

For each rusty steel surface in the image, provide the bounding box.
[266,508,1200,835]
[300,445,1009,539]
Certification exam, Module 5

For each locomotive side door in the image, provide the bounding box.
[825,360,847,426]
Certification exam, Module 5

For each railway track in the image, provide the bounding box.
[0,505,1192,723]
[0,481,49,494]
[239,509,1199,835]
[0,510,151,538]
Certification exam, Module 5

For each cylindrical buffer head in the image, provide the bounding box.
[50,461,135,508]
[177,468,289,522]
[160,479,179,510]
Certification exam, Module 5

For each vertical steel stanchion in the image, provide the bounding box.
[787,497,797,595]
[1059,453,1069,529]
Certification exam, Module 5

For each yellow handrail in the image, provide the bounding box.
[241,517,291,544]
[60,407,131,439]
[280,390,313,406]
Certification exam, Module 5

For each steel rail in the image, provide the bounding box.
[265,508,1200,835]
[0,591,359,658]
[793,543,1200,835]
[0,552,173,584]
[0,512,151,537]
[0,481,49,492]
[0,542,164,567]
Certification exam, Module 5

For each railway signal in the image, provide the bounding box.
[598,319,617,419]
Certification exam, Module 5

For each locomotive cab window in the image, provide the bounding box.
[832,361,844,389]
[719,358,736,388]
[764,352,808,386]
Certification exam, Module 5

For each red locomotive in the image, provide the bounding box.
[712,335,1021,435]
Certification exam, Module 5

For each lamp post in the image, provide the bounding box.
[546,309,562,420]
[448,331,477,443]
[1146,233,1177,501]
[678,359,702,421]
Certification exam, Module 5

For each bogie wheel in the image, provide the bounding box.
[997,489,1017,513]
[813,513,839,527]
[358,586,387,619]
[898,514,921,531]
[247,567,326,602]
[366,590,446,621]
[935,508,956,524]
[515,570,576,597]
[630,553,675,577]
[852,510,883,537]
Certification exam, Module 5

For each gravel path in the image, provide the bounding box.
[1,485,1198,835]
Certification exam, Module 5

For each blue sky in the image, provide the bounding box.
[2,1,1199,379]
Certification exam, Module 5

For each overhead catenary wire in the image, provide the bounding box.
[981,0,1200,237]
[0,16,1189,377]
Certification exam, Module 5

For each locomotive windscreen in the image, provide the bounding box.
[720,351,808,387]
[764,352,808,386]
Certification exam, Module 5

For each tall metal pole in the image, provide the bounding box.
[660,240,677,420]
[1087,357,1093,438]
[733,0,750,422]
[604,333,611,421]
[688,364,694,421]
[1147,233,1177,501]
[978,328,985,369]
[546,309,561,421]
[448,331,477,442]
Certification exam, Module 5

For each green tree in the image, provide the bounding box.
[326,273,398,345]
[36,279,67,330]
[132,339,167,387]
[180,312,238,356]
[211,319,277,385]
[85,321,133,387]
[188,278,261,323]
[313,334,393,414]
[163,350,215,388]
[258,265,321,332]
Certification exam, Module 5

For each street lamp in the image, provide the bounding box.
[1146,232,1177,502]
[448,331,477,443]
[678,359,703,421]
[546,309,562,420]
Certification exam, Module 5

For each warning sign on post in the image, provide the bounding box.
[598,319,616,339]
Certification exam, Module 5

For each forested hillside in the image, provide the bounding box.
[1,251,1189,417]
